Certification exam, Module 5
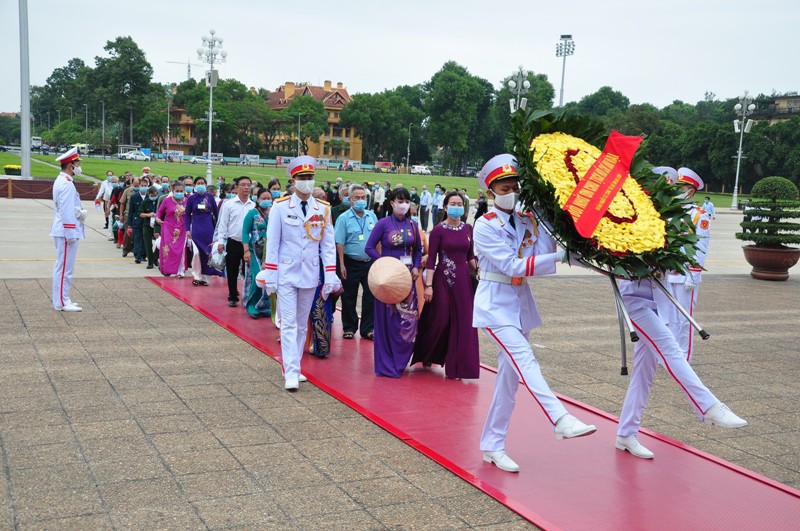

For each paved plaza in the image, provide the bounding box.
[0,198,798,529]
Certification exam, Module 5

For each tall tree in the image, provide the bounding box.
[286,95,327,155]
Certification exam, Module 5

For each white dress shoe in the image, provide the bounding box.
[554,414,597,440]
[616,435,654,459]
[703,402,748,428]
[298,374,307,383]
[55,303,82,312]
[483,450,520,473]
[284,377,299,391]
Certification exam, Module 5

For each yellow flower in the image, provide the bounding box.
[530,132,665,254]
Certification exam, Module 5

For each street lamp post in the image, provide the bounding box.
[406,123,413,174]
[555,34,575,107]
[101,101,105,159]
[83,103,88,130]
[197,29,227,182]
[731,92,756,210]
[296,112,302,156]
[507,67,530,113]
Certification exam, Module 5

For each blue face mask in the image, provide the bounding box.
[185,186,194,194]
[112,183,119,189]
[132,186,140,192]
[161,183,168,189]
[173,192,185,200]
[251,195,258,201]
[353,199,367,212]
[216,180,222,187]
[226,193,235,199]
[447,206,465,219]
[411,216,420,223]
[107,175,113,181]
[195,184,207,194]
[259,200,273,209]
[343,197,350,206]
[271,190,281,199]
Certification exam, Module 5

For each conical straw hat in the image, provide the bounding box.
[368,256,412,304]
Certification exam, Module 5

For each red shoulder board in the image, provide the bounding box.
[697,208,707,215]
[483,212,497,220]
[518,211,534,219]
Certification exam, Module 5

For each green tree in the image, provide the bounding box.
[286,95,328,155]
[574,86,630,118]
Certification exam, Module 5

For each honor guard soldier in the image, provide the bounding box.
[473,154,596,473]
[616,272,747,459]
[51,147,87,311]
[263,156,341,391]
[661,167,712,363]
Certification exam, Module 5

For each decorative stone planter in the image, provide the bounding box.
[742,245,800,281]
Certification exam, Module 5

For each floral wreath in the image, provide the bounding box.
[510,110,700,279]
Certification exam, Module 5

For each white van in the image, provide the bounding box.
[411,165,431,175]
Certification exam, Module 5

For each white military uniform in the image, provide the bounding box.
[51,170,86,309]
[264,194,337,383]
[473,207,568,452]
[658,204,711,363]
[617,278,719,437]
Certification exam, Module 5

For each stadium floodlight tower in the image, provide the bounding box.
[556,34,575,107]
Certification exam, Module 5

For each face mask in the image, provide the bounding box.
[112,183,119,189]
[161,183,168,189]
[72,165,83,176]
[435,187,440,192]
[343,197,350,207]
[353,199,367,212]
[493,191,518,210]
[185,186,194,194]
[195,185,207,194]
[226,193,235,199]
[132,186,140,192]
[251,195,258,201]
[216,180,222,187]
[259,200,273,209]
[140,190,147,196]
[295,179,315,195]
[149,194,158,200]
[447,206,465,219]
[393,202,410,215]
[411,216,420,223]
[173,192,185,200]
[677,192,691,200]
[107,175,113,181]
[271,190,281,199]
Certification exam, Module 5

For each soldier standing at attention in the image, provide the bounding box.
[51,147,87,312]
[473,154,596,473]
[263,156,340,391]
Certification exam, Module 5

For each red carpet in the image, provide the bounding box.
[150,276,800,530]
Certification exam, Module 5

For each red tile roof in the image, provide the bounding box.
[267,83,352,111]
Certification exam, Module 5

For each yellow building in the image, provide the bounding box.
[267,80,363,162]
[752,93,800,125]
[165,106,197,155]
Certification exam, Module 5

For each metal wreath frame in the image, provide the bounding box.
[529,206,709,375]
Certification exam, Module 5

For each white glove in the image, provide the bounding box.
[75,208,88,222]
[264,283,277,296]
[684,279,697,292]
[554,248,566,261]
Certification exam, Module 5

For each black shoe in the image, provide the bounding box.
[135,259,142,264]
[103,224,109,229]
[228,300,237,307]
[146,265,154,270]
[122,252,128,258]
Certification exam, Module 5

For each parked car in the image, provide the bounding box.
[411,165,432,175]
[120,150,151,162]
[189,156,209,164]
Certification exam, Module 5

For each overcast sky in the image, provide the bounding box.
[2,0,798,114]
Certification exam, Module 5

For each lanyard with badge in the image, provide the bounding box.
[354,210,368,241]
[391,216,414,267]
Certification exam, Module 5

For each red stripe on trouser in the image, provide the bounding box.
[486,327,556,425]
[687,289,695,362]
[60,239,68,306]
[631,319,703,412]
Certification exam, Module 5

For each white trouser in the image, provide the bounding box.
[52,237,78,308]
[277,284,316,381]
[617,297,717,437]
[664,282,698,363]
[479,326,569,452]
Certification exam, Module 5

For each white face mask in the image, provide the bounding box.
[393,202,411,215]
[493,191,518,210]
[71,164,83,176]
[295,179,315,195]
[677,192,691,200]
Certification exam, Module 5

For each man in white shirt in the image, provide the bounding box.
[419,185,432,231]
[94,171,114,229]
[371,184,385,217]
[215,176,255,306]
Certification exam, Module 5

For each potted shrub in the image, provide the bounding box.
[3,164,21,176]
[736,176,800,280]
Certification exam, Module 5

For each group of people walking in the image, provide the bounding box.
[52,147,747,475]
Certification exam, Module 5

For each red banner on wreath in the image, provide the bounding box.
[562,131,643,238]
